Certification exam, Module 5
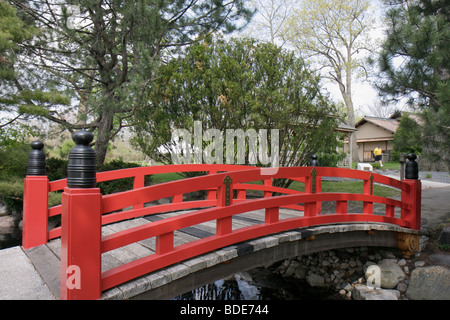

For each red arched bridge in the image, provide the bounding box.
[21,135,421,300]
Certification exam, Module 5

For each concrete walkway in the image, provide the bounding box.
[1,178,448,300]
[420,185,450,231]
[381,172,450,231]
[0,246,56,299]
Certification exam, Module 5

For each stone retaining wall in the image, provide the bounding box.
[273,235,450,300]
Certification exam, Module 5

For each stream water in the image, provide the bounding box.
[174,267,345,300]
[0,228,21,250]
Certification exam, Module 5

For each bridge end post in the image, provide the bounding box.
[60,130,102,300]
[401,153,421,230]
[22,141,49,249]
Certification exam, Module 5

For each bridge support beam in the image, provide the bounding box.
[395,232,420,258]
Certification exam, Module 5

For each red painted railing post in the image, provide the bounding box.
[156,231,174,254]
[363,175,374,214]
[316,174,322,214]
[308,155,322,214]
[217,175,233,235]
[133,174,145,209]
[22,141,49,249]
[60,188,102,300]
[401,179,421,230]
[60,131,102,300]
[237,188,246,200]
[401,154,421,230]
[207,170,218,201]
[305,167,321,216]
[263,179,272,198]
[265,207,279,224]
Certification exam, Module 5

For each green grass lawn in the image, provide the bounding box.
[150,172,185,184]
[287,179,399,198]
[352,161,402,171]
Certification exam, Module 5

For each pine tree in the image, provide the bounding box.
[392,114,422,161]
[133,37,342,188]
[8,0,254,165]
[0,0,69,131]
[377,0,450,169]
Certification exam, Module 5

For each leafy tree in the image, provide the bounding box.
[7,0,254,165]
[283,0,376,163]
[377,0,449,168]
[242,0,293,46]
[133,37,342,187]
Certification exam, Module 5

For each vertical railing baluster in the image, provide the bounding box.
[265,207,279,224]
[133,174,145,209]
[309,154,322,214]
[156,231,174,254]
[206,170,217,202]
[336,200,347,214]
[386,204,395,218]
[172,194,183,203]
[217,175,233,235]
[305,157,322,216]
[263,179,272,198]
[363,174,374,214]
[236,188,246,201]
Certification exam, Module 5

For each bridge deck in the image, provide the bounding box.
[2,204,418,300]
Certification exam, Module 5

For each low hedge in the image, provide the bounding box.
[0,157,150,213]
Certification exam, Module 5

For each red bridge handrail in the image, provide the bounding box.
[26,164,271,243]
[22,164,421,300]
[95,167,419,292]
[100,192,409,291]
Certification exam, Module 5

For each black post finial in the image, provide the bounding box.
[27,141,46,176]
[310,154,319,167]
[405,153,419,180]
[67,130,97,188]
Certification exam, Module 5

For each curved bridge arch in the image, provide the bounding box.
[103,223,419,300]
[22,164,421,300]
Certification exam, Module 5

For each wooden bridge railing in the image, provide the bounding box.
[22,131,421,300]
[23,163,306,250]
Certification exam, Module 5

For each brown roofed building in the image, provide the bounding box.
[344,116,400,162]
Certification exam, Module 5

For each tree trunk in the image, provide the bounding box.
[340,55,360,165]
[95,109,114,165]
[343,93,359,164]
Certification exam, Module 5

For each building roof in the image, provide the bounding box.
[336,122,358,133]
[355,116,400,134]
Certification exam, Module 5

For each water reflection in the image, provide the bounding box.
[174,268,342,300]
[175,278,251,300]
[0,230,21,250]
